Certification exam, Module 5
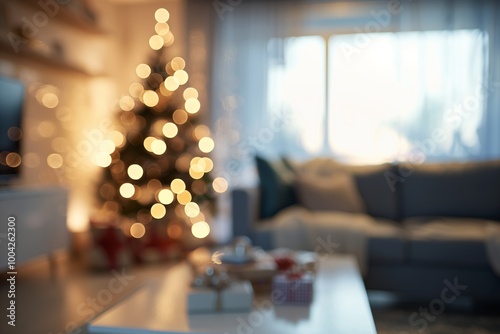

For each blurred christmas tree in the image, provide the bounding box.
[95,8,227,263]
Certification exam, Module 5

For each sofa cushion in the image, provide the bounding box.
[295,171,366,213]
[298,159,399,220]
[404,217,491,267]
[399,160,500,220]
[349,164,399,221]
[255,156,297,219]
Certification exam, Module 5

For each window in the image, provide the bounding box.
[268,36,326,155]
[267,29,488,163]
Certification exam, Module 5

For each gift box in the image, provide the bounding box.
[220,281,254,312]
[272,273,314,305]
[188,281,253,313]
[188,287,217,313]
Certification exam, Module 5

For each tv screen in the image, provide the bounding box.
[0,76,25,181]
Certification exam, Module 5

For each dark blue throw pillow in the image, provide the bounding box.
[255,156,297,219]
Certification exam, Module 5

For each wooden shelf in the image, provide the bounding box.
[0,37,106,77]
[20,0,107,35]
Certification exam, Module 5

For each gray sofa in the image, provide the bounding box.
[232,159,500,303]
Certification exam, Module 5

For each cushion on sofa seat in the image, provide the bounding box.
[399,160,500,220]
[404,217,492,267]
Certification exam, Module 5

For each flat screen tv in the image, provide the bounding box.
[0,76,25,182]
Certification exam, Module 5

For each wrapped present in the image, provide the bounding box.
[188,265,254,313]
[188,287,217,313]
[220,281,254,312]
[272,272,314,305]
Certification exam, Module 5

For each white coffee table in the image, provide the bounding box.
[88,255,376,334]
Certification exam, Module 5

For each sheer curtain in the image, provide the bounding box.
[211,0,500,187]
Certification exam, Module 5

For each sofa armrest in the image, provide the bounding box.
[231,187,260,238]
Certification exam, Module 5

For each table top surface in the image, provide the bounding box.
[89,255,377,334]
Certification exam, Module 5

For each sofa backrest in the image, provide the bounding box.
[397,160,500,220]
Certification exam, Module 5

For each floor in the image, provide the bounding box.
[1,254,499,334]
[369,292,500,334]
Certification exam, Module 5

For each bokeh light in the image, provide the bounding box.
[120,183,135,198]
[198,137,215,153]
[174,70,189,85]
[213,177,228,193]
[177,190,192,205]
[183,87,199,100]
[143,136,156,152]
[155,22,170,35]
[194,124,210,140]
[129,83,144,98]
[130,223,146,238]
[151,203,166,219]
[170,178,186,194]
[128,164,144,180]
[184,202,200,217]
[163,32,174,47]
[173,109,188,124]
[136,64,151,79]
[47,153,63,169]
[192,221,210,239]
[201,157,213,172]
[155,8,170,23]
[143,90,159,107]
[149,35,164,50]
[158,189,174,205]
[7,127,22,141]
[164,76,179,91]
[5,153,21,168]
[100,140,115,154]
[185,98,201,114]
[95,152,112,167]
[189,167,204,180]
[171,57,186,71]
[42,93,59,108]
[151,139,167,155]
[147,179,162,193]
[119,96,135,111]
[162,122,178,138]
[37,121,56,138]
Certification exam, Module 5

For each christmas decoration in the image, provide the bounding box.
[95,8,226,261]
